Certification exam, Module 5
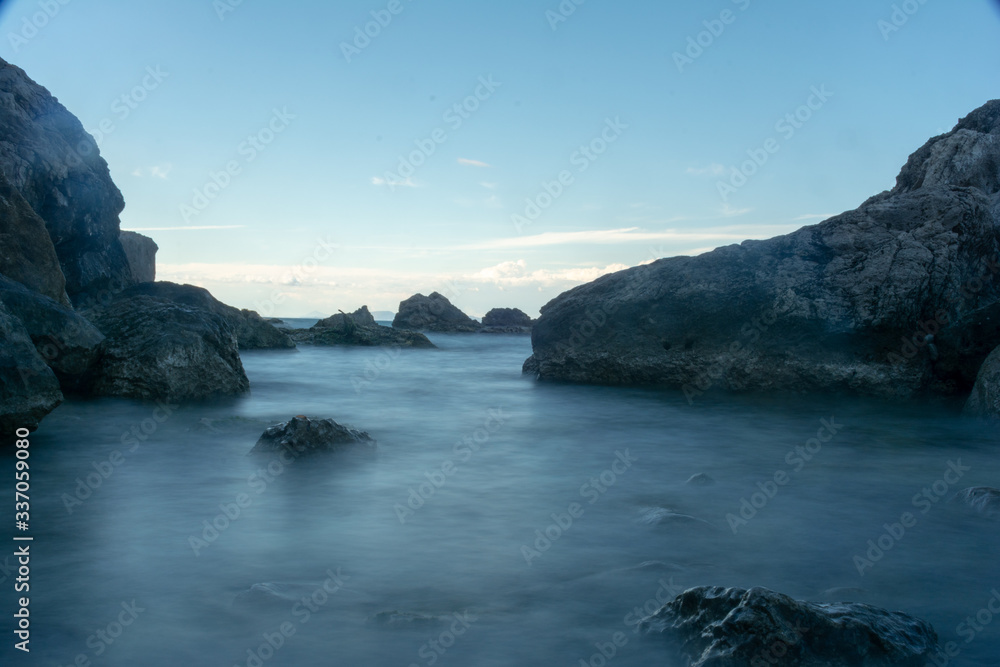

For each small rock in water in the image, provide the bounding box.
[641,586,938,667]
[637,506,716,529]
[686,473,716,485]
[950,486,1000,518]
[250,416,377,457]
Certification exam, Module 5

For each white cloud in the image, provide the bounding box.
[371,175,418,188]
[480,182,498,189]
[686,163,726,177]
[133,164,173,179]
[720,204,752,218]
[123,225,245,231]
[458,158,491,167]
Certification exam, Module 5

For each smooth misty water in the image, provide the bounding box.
[3,326,999,666]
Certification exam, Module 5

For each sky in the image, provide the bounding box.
[0,0,998,318]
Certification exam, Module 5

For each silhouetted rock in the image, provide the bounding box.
[292,306,435,348]
[0,300,62,435]
[250,416,376,457]
[641,586,938,667]
[526,100,1000,400]
[119,231,158,283]
[950,486,1000,518]
[0,276,103,391]
[481,307,534,333]
[392,292,478,333]
[0,57,133,303]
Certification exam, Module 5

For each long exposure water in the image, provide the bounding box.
[3,323,999,666]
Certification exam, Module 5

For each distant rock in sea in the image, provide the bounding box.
[525,99,1000,402]
[480,307,534,334]
[119,231,158,284]
[641,586,938,666]
[290,306,435,348]
[251,416,377,457]
[392,292,479,333]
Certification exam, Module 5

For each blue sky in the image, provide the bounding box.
[1,0,998,317]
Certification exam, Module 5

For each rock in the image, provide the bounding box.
[525,100,1000,400]
[250,416,376,457]
[0,169,69,305]
[0,57,133,302]
[0,276,104,391]
[84,289,250,401]
[950,486,1000,518]
[113,282,294,350]
[119,231,158,283]
[392,292,479,333]
[481,307,534,333]
[0,300,62,435]
[637,506,717,529]
[641,586,938,667]
[686,473,716,485]
[291,306,435,348]
[964,345,1000,417]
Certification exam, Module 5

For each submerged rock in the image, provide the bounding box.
[250,416,376,457]
[686,473,716,486]
[640,586,938,667]
[0,300,62,434]
[292,306,435,348]
[526,100,1000,400]
[392,292,479,333]
[950,486,1000,518]
[119,231,158,284]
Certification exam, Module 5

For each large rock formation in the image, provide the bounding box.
[0,276,104,391]
[641,586,938,667]
[0,300,62,435]
[250,416,377,457]
[0,170,68,304]
[525,100,1000,400]
[119,231,158,283]
[84,288,251,401]
[0,57,133,303]
[291,306,435,348]
[392,292,479,333]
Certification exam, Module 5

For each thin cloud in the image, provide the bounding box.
[687,163,726,177]
[793,213,836,221]
[372,175,419,188]
[133,164,173,179]
[720,204,752,218]
[458,158,491,168]
[123,225,246,231]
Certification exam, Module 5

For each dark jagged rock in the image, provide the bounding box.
[526,100,1000,400]
[950,486,1000,518]
[119,231,158,284]
[84,289,250,402]
[250,416,376,457]
[964,345,1000,418]
[0,57,133,302]
[392,292,479,333]
[0,276,103,391]
[0,300,62,435]
[0,169,69,305]
[641,586,938,667]
[291,306,435,348]
[480,307,534,334]
[114,282,294,350]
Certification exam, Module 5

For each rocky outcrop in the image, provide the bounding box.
[480,307,534,333]
[0,300,62,435]
[291,306,435,348]
[0,276,103,391]
[119,231,158,284]
[641,586,938,667]
[250,416,376,457]
[950,486,1000,518]
[392,292,479,333]
[964,345,1000,417]
[525,100,1000,400]
[114,282,294,350]
[84,288,250,401]
[0,170,68,304]
[0,57,133,303]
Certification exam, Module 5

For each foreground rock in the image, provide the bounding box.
[0,276,104,391]
[291,306,435,348]
[641,586,938,667]
[0,301,62,435]
[250,416,376,457]
[964,345,1000,417]
[526,100,1000,400]
[84,288,250,401]
[119,231,158,283]
[480,307,534,334]
[951,486,1000,518]
[114,282,294,350]
[392,292,479,333]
